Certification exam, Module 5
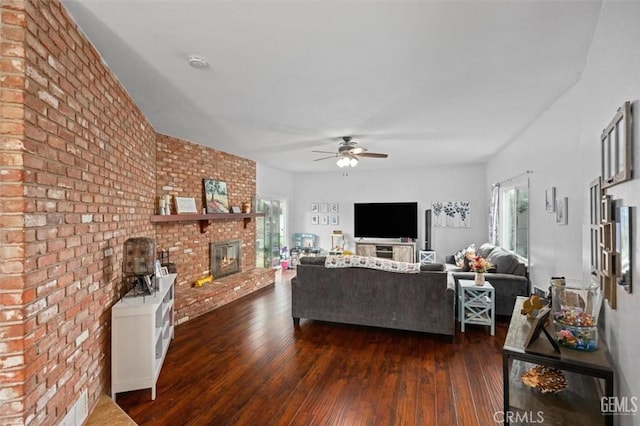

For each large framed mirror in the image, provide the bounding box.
[601,101,632,189]
[616,206,632,294]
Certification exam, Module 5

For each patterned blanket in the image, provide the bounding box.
[324,255,421,274]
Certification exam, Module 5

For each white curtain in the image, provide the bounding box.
[489,183,500,245]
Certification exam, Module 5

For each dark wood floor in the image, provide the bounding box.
[116,270,508,425]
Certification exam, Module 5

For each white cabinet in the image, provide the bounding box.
[355,242,416,262]
[111,273,176,400]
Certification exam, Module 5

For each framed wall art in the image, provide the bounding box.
[555,197,568,225]
[589,177,602,280]
[545,187,556,212]
[616,206,632,294]
[432,201,471,228]
[203,179,230,213]
[174,196,197,214]
[601,101,632,189]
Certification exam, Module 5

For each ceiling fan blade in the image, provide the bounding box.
[348,147,367,155]
[313,155,337,162]
[358,152,388,158]
[311,150,337,154]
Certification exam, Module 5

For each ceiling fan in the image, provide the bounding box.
[312,136,388,167]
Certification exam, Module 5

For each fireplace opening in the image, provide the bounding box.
[211,239,242,279]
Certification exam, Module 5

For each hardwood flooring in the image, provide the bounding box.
[116,270,508,425]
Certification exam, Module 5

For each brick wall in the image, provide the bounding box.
[0,1,272,424]
[155,134,258,290]
[1,1,157,424]
[0,1,28,423]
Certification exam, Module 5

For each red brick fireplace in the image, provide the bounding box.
[154,134,276,324]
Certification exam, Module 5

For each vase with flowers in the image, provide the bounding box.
[468,255,494,286]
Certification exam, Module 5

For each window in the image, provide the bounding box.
[499,180,529,260]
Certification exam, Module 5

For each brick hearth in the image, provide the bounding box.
[174,267,276,324]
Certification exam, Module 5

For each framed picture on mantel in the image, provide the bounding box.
[174,196,197,214]
[203,179,230,213]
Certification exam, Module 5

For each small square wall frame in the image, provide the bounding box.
[601,101,632,189]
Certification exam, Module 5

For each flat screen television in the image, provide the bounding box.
[354,202,418,239]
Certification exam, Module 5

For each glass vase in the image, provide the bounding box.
[551,280,602,351]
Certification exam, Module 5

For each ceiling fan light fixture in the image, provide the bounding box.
[336,155,355,168]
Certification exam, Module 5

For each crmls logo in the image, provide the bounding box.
[601,397,639,415]
[493,411,544,423]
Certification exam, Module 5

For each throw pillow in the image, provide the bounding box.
[461,256,472,272]
[454,244,476,267]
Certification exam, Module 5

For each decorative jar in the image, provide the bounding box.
[551,280,602,351]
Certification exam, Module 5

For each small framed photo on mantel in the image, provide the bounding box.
[175,196,198,214]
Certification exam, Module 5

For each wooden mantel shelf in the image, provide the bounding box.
[150,212,265,233]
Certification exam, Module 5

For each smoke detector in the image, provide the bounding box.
[187,55,209,69]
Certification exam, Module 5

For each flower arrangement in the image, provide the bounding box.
[467,255,493,273]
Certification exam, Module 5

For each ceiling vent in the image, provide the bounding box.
[187,55,209,70]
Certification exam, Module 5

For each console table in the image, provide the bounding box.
[503,297,613,425]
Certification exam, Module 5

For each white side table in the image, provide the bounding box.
[459,279,495,336]
[419,250,436,264]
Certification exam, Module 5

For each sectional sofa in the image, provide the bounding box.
[291,256,455,337]
[446,243,529,316]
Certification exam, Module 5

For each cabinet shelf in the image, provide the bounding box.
[112,273,176,401]
[150,212,265,233]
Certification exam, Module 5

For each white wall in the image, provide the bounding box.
[487,84,584,286]
[291,164,488,260]
[487,0,640,418]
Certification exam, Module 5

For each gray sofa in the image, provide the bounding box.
[445,243,529,316]
[291,257,455,337]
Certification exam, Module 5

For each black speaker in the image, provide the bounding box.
[425,209,432,250]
